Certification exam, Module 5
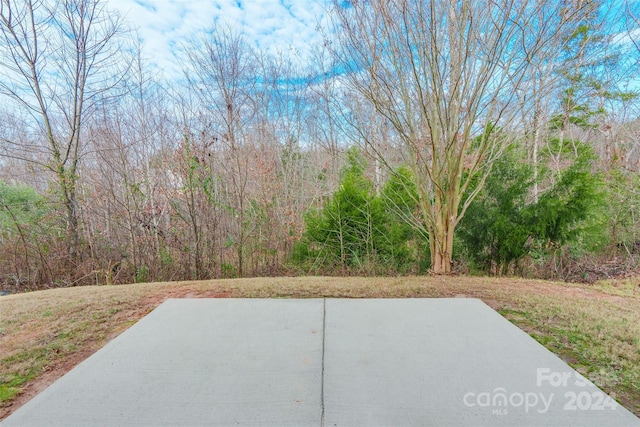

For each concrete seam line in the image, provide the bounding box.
[321,298,326,426]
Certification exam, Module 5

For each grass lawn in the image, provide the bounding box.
[1,275,639,420]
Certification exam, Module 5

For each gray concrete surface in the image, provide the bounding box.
[3,298,639,426]
[2,299,324,426]
[323,298,640,426]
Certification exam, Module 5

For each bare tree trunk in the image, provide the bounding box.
[0,0,128,262]
[184,25,256,277]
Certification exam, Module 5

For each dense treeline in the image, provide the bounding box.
[1,0,640,291]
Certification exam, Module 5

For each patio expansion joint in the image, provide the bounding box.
[321,297,326,427]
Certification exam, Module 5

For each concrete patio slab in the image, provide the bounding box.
[2,299,324,426]
[323,298,640,426]
[2,298,639,426]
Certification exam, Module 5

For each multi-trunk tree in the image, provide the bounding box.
[330,0,590,273]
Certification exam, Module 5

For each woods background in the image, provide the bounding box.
[2,0,640,291]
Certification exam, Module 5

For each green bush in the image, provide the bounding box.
[604,167,640,250]
[531,143,607,251]
[457,146,535,273]
[458,142,606,274]
[0,181,58,290]
[380,166,430,272]
[295,149,420,273]
[0,182,48,236]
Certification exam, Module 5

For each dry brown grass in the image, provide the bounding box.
[1,275,639,420]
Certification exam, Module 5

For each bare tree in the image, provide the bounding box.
[330,0,587,273]
[0,0,128,260]
[183,25,257,277]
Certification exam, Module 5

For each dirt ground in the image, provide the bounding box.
[0,288,231,420]
[1,276,638,421]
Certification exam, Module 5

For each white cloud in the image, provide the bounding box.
[107,0,328,79]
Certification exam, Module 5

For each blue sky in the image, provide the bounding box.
[109,0,329,78]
